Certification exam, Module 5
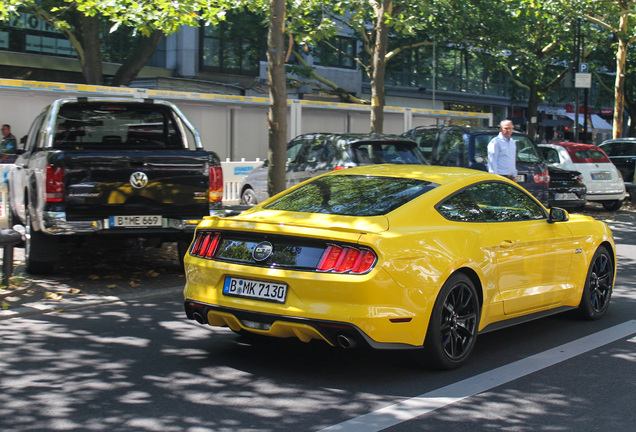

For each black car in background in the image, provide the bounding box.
[545,165,587,209]
[599,137,636,185]
[239,133,428,205]
[402,125,550,205]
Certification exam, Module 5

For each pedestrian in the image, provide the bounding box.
[487,119,517,181]
[2,124,16,141]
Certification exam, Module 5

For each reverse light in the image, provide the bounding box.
[533,169,550,184]
[46,166,65,202]
[317,244,376,274]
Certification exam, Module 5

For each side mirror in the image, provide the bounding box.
[548,207,569,223]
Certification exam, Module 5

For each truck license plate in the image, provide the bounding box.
[110,215,163,227]
[223,276,287,303]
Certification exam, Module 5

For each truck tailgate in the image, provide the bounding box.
[61,151,211,220]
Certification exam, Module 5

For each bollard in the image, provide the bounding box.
[0,228,23,287]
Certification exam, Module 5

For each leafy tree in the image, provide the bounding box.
[285,0,447,133]
[460,0,576,139]
[564,0,636,138]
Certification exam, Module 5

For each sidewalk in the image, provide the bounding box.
[0,242,186,320]
[1,202,634,321]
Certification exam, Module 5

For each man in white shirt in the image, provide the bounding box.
[487,119,517,180]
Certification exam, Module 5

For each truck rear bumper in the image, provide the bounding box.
[40,211,203,235]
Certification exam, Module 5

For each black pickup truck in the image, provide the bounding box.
[8,97,224,273]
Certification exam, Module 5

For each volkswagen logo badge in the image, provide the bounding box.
[253,241,273,262]
[130,171,149,189]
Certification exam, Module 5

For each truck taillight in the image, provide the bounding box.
[209,165,223,204]
[46,166,64,202]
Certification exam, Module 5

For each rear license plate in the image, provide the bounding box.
[110,215,162,227]
[555,193,577,200]
[515,174,527,183]
[591,172,611,180]
[223,276,287,303]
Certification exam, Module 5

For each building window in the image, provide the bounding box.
[200,14,267,76]
[313,36,357,69]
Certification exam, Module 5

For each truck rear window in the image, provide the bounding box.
[53,103,183,150]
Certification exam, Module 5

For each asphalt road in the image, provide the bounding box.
[0,203,635,431]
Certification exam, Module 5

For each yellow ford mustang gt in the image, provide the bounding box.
[183,165,616,369]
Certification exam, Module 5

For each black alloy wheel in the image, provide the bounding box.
[579,245,613,320]
[423,272,480,369]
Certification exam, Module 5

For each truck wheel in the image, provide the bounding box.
[240,188,258,206]
[25,211,58,274]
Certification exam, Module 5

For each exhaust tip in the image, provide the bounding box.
[336,333,356,349]
[192,312,206,325]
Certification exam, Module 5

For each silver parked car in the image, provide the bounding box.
[239,133,429,205]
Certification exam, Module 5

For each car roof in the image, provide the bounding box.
[600,137,636,144]
[546,142,611,163]
[406,125,528,136]
[320,163,496,186]
[296,132,415,143]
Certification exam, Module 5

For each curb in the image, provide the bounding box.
[0,286,183,320]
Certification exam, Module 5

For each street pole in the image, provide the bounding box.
[574,18,581,142]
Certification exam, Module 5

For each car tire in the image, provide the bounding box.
[422,272,480,369]
[578,245,613,320]
[25,208,58,274]
[602,200,623,211]
[240,187,258,206]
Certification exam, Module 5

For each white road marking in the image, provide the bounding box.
[320,320,636,432]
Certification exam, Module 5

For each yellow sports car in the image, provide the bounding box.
[183,165,616,368]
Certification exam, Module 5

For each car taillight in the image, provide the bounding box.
[46,166,64,202]
[209,165,223,204]
[533,169,550,184]
[317,244,377,274]
[191,232,221,258]
[333,166,350,171]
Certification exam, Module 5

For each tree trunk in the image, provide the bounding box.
[526,84,540,141]
[613,37,628,139]
[111,31,164,87]
[266,0,288,197]
[79,15,104,85]
[370,0,391,134]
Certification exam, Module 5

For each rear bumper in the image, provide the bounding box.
[184,300,417,350]
[39,211,202,236]
[586,190,627,201]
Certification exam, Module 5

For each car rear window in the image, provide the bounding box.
[568,148,610,163]
[263,175,438,216]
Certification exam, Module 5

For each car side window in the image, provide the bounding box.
[436,191,486,222]
[286,138,306,164]
[464,182,546,222]
[25,110,47,153]
[514,136,542,163]
[412,130,438,160]
[541,147,560,164]
[436,131,464,166]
